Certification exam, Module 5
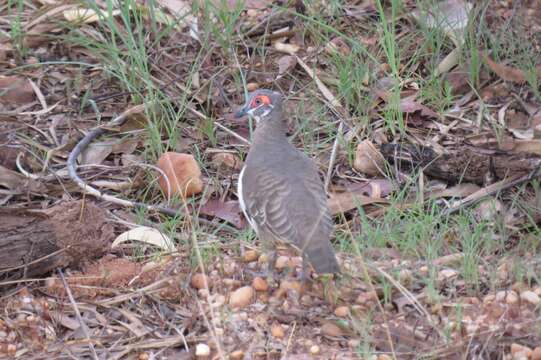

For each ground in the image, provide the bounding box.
[1,0,541,359]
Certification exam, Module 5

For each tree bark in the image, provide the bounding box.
[0,201,113,281]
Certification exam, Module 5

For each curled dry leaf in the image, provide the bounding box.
[483,54,527,84]
[328,180,392,215]
[157,152,203,198]
[430,183,480,199]
[112,226,174,251]
[79,142,113,166]
[63,7,121,23]
[399,95,440,119]
[325,37,351,56]
[353,140,386,176]
[211,152,242,170]
[199,199,245,229]
[274,41,300,55]
[520,290,540,305]
[277,55,297,76]
[0,76,35,105]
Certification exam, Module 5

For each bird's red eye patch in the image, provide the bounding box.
[250,95,271,108]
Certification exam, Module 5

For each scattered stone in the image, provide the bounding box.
[398,269,413,284]
[520,290,540,305]
[353,140,385,176]
[309,345,320,355]
[277,280,302,298]
[246,82,259,91]
[531,347,541,360]
[356,291,378,304]
[212,153,242,171]
[496,290,519,304]
[289,256,302,267]
[229,286,254,309]
[321,322,344,337]
[195,343,210,357]
[438,268,458,281]
[191,273,209,290]
[156,152,203,198]
[378,355,393,360]
[271,323,285,339]
[243,250,258,262]
[510,343,532,359]
[258,253,269,266]
[275,255,290,269]
[209,294,226,308]
[198,289,209,298]
[230,350,245,360]
[334,306,349,318]
[252,277,269,292]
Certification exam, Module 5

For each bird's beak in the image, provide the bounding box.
[234,105,248,118]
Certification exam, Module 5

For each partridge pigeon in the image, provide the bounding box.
[235,89,340,275]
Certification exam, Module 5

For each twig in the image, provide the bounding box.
[445,165,541,215]
[325,122,343,191]
[58,269,99,360]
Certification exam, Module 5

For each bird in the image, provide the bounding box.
[234,89,340,277]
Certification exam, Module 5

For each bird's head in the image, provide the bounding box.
[234,89,282,123]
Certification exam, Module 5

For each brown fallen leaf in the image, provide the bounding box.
[219,0,270,10]
[483,53,527,84]
[277,55,297,76]
[328,180,393,215]
[211,152,242,171]
[484,53,541,85]
[399,95,440,119]
[429,183,480,199]
[0,76,35,105]
[199,199,245,229]
[79,142,113,165]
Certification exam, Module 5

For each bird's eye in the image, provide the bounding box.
[254,98,262,106]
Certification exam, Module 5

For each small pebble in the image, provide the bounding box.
[309,345,320,355]
[275,256,290,269]
[252,277,269,292]
[334,306,349,318]
[271,323,285,339]
[195,343,210,357]
[531,347,541,360]
[191,273,209,290]
[229,286,254,309]
[243,250,258,262]
[520,290,540,305]
[230,350,245,360]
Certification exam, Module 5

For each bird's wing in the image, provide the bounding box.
[241,164,333,251]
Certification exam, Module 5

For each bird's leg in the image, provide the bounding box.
[266,249,279,285]
[297,255,313,289]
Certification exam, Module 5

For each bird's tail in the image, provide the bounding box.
[304,242,340,274]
